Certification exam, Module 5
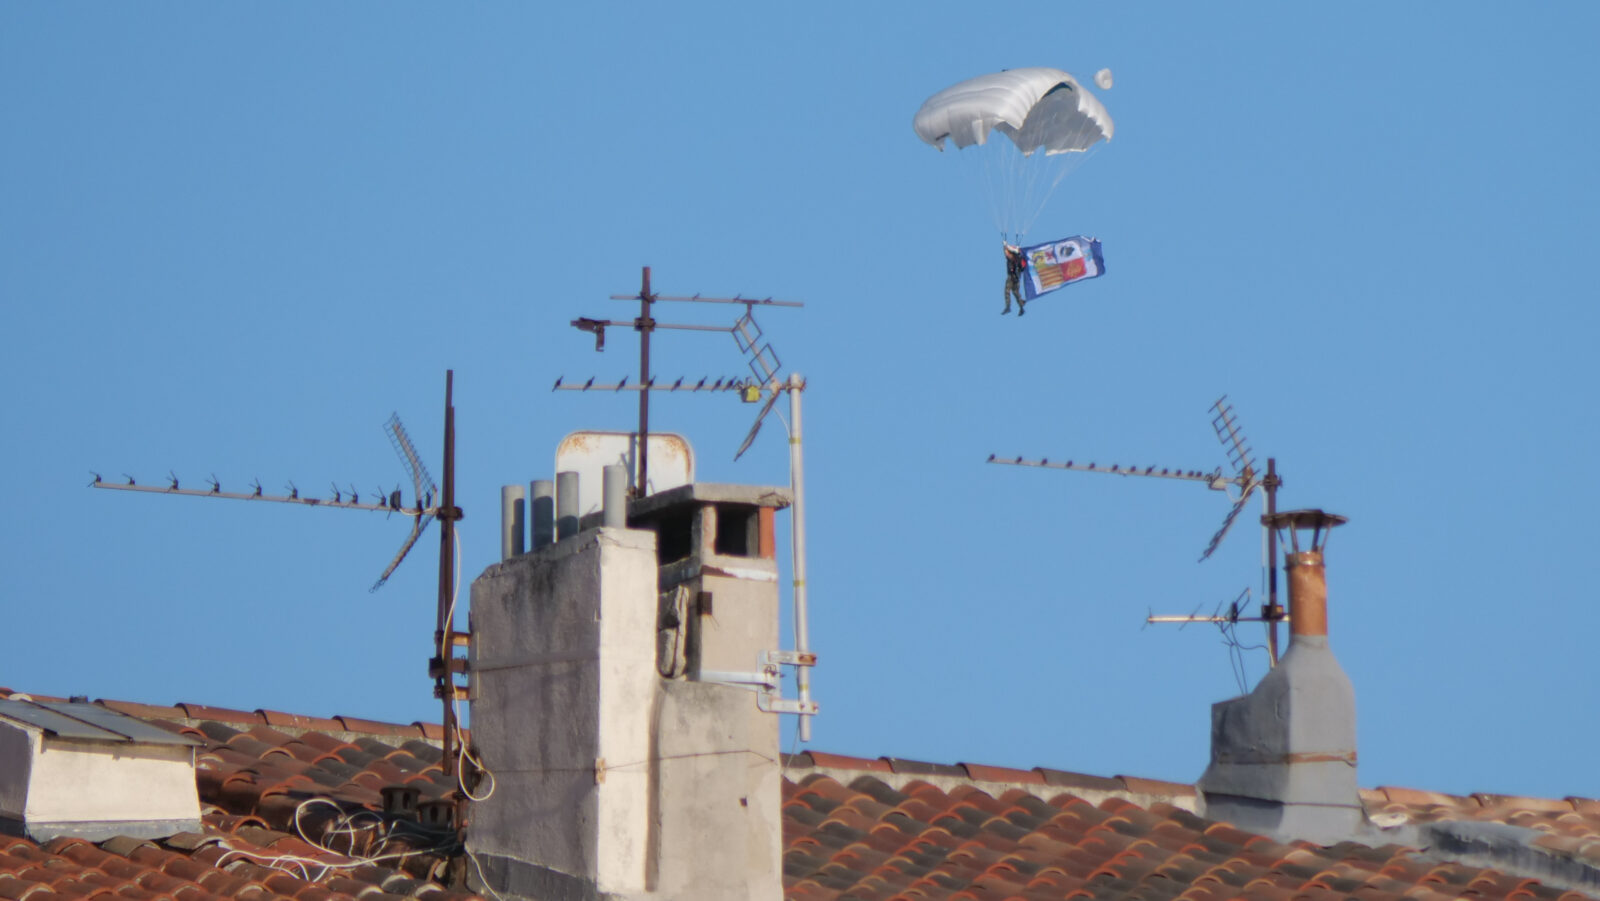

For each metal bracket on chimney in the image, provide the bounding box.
[695,649,819,716]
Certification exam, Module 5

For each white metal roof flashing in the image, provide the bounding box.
[0,699,202,746]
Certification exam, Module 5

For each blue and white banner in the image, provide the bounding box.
[1022,236,1105,300]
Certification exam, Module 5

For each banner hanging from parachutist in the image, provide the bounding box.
[1023,236,1104,300]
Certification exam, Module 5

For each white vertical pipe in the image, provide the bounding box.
[500,484,526,560]
[602,464,627,528]
[530,479,555,549]
[787,373,813,741]
[556,471,580,540]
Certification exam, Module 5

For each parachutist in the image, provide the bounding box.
[1003,243,1027,316]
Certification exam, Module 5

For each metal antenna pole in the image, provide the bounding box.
[637,267,654,497]
[1263,457,1282,666]
[787,373,813,741]
[433,370,464,779]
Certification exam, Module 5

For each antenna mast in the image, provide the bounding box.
[990,396,1288,666]
[430,372,468,789]
[92,371,472,806]
[562,268,817,738]
[92,405,448,592]
[566,265,801,496]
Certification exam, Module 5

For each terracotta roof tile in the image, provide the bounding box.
[1035,768,1125,793]
[883,758,966,778]
[177,703,261,724]
[803,752,892,772]
[8,690,1600,901]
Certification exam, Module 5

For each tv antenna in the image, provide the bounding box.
[95,407,441,592]
[988,396,1289,665]
[560,265,801,495]
[92,372,472,785]
[559,267,818,738]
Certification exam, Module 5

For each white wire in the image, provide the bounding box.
[433,538,506,900]
[441,525,496,803]
[467,846,508,901]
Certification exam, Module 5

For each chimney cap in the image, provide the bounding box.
[1261,509,1347,532]
[1262,508,1347,555]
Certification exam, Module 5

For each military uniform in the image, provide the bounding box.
[1003,244,1027,315]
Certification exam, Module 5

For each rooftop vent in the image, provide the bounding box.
[0,698,203,841]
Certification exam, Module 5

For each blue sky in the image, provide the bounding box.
[4,4,1596,801]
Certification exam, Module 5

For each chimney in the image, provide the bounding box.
[1198,509,1362,844]
[465,477,792,901]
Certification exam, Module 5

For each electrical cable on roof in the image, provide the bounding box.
[406,540,511,901]
[441,525,497,803]
[213,797,464,887]
[467,847,508,901]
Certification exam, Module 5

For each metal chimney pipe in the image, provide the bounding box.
[602,464,627,528]
[530,479,555,549]
[1262,509,1347,641]
[556,471,580,540]
[500,485,526,561]
[1286,551,1328,638]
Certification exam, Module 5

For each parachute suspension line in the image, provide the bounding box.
[1011,112,1103,238]
[973,117,1103,240]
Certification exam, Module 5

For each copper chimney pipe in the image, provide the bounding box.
[1262,509,1347,640]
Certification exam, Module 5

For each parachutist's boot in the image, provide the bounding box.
[1017,301,1026,316]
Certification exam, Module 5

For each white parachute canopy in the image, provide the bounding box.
[913,67,1114,239]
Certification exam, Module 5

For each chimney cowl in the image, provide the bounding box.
[1264,509,1345,640]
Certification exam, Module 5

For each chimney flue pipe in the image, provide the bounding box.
[530,479,555,549]
[602,465,627,528]
[1286,552,1327,637]
[500,485,526,561]
[1263,509,1347,640]
[556,471,579,540]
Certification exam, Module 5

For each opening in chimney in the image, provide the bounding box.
[712,504,756,557]
[651,509,694,563]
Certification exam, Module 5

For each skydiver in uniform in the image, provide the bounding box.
[1003,243,1027,316]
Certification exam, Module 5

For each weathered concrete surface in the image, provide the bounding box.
[467,509,785,901]
[1198,635,1363,844]
[467,527,659,894]
[652,681,781,901]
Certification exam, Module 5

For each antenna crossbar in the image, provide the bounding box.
[570,318,734,334]
[552,376,754,393]
[986,454,1240,489]
[608,293,803,308]
[1146,613,1276,624]
[91,475,433,515]
[569,266,800,495]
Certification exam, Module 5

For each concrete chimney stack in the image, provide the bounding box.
[1199,509,1362,845]
[466,479,792,901]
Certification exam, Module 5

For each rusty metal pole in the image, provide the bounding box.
[436,370,457,778]
[1264,457,1281,666]
[636,267,654,497]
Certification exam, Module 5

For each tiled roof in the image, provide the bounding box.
[3,690,1598,901]
[0,690,476,901]
[778,753,1600,901]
